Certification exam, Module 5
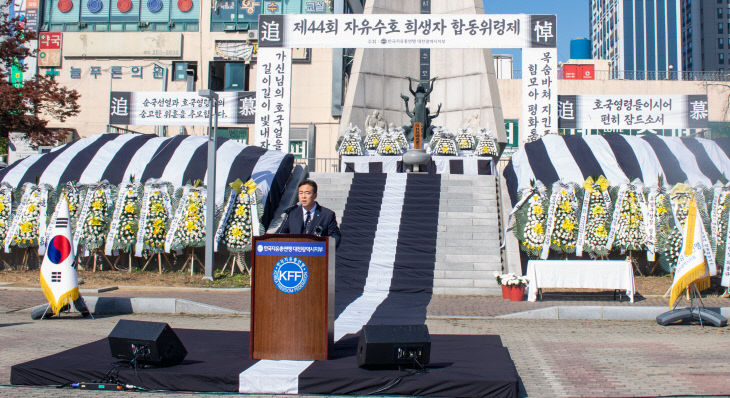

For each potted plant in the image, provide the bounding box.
[494,272,528,301]
[505,275,529,301]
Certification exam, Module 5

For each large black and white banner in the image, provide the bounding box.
[522,48,558,140]
[109,91,256,126]
[254,49,292,152]
[503,134,730,205]
[258,14,556,49]
[558,95,709,129]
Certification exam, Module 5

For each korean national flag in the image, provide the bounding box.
[39,196,79,314]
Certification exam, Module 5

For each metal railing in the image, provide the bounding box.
[294,157,341,173]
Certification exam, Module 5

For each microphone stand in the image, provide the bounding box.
[276,205,298,234]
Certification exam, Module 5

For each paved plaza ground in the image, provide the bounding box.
[2,287,730,397]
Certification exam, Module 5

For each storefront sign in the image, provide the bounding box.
[562,64,594,80]
[38,33,62,67]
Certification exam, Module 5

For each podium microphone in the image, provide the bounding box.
[314,226,323,236]
[276,202,300,233]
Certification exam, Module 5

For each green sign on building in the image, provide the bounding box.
[10,61,23,88]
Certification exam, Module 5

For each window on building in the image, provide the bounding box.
[720,23,724,34]
[172,62,198,82]
[720,53,725,64]
[208,61,248,91]
[720,7,724,17]
[720,38,725,49]
[216,128,249,143]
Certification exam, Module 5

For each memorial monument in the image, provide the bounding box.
[339,0,507,146]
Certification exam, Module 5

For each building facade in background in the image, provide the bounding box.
[590,0,682,79]
[8,0,730,168]
[682,0,730,75]
[32,0,351,162]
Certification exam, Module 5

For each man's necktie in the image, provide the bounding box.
[304,210,311,233]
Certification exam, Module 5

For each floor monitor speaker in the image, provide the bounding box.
[108,319,187,367]
[357,324,430,368]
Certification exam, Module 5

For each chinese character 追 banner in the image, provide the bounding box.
[557,95,709,129]
[108,91,256,126]
[254,48,292,152]
[257,14,556,49]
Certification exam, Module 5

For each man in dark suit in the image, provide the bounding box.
[277,179,341,248]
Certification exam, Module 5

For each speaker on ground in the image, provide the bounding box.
[108,319,187,367]
[357,324,431,368]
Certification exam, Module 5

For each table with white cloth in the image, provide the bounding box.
[525,260,635,302]
[341,155,495,175]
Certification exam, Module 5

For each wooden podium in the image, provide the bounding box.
[250,234,335,360]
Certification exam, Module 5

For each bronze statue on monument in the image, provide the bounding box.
[401,76,442,149]
[400,77,440,172]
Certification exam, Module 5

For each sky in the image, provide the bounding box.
[483,0,590,67]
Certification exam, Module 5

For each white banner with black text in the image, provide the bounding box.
[254,48,292,152]
[109,91,256,126]
[557,95,709,130]
[257,14,557,49]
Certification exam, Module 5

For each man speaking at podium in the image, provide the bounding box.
[278,179,341,248]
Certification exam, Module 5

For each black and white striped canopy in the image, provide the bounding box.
[503,134,730,205]
[0,133,294,225]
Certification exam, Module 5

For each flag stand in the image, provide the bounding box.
[656,283,728,327]
[31,297,94,320]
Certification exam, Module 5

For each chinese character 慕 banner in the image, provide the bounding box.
[254,48,292,152]
[557,95,709,130]
[108,91,256,126]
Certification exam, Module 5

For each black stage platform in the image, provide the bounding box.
[12,328,520,397]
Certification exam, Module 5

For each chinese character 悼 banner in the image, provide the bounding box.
[557,95,709,130]
[108,91,256,126]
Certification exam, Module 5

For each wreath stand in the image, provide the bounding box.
[179,247,204,276]
[81,248,114,272]
[657,282,728,327]
[0,255,13,270]
[626,251,645,277]
[141,251,172,274]
[20,247,41,271]
[222,252,250,276]
[111,252,135,272]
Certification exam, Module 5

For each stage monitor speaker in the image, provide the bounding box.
[108,319,187,367]
[357,324,430,368]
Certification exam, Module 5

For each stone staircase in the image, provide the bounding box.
[310,172,502,295]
